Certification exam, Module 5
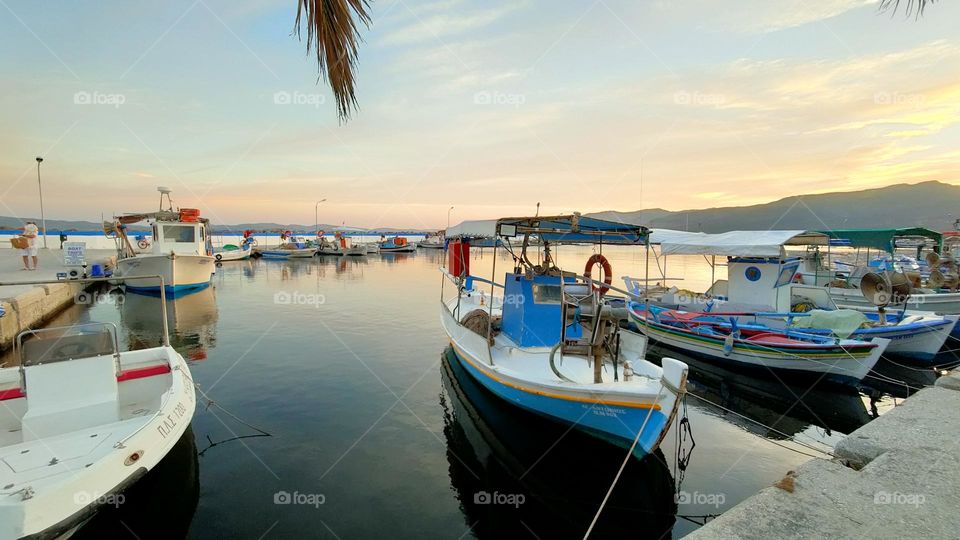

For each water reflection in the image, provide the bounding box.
[121,287,219,361]
[73,426,200,539]
[646,346,874,439]
[440,348,677,539]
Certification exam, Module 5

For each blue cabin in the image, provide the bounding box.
[500,272,583,347]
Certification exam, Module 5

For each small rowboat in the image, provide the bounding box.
[627,303,887,385]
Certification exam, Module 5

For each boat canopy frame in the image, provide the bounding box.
[818,227,943,254]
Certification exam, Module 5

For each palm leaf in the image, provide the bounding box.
[295,0,371,121]
[879,0,936,18]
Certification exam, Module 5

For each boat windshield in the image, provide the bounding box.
[17,322,120,367]
[163,225,196,243]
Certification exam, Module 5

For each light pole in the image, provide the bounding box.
[315,199,327,236]
[447,206,454,229]
[36,157,47,248]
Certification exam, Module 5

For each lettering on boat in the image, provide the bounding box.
[584,404,626,418]
[157,401,188,439]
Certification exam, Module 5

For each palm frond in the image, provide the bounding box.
[879,0,936,19]
[295,0,371,122]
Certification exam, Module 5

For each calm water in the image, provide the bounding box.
[2,247,938,539]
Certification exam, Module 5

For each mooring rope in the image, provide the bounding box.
[582,386,664,539]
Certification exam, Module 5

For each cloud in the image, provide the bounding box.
[377,2,527,45]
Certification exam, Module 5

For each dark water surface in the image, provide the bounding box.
[4,247,933,539]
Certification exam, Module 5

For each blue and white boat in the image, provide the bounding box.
[213,232,255,261]
[109,189,214,296]
[379,236,417,253]
[637,229,957,363]
[440,215,688,458]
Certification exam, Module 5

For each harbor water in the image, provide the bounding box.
[1,247,935,539]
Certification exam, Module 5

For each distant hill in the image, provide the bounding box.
[0,216,428,234]
[588,181,960,232]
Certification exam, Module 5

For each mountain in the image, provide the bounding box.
[588,181,960,232]
[0,216,428,234]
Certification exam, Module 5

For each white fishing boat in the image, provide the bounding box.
[0,276,196,539]
[441,215,688,458]
[258,234,316,259]
[419,230,445,249]
[108,188,215,295]
[213,231,255,262]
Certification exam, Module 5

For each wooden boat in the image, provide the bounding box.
[441,215,688,458]
[213,231,255,262]
[628,304,887,385]
[0,276,196,539]
[419,230,445,249]
[379,236,417,253]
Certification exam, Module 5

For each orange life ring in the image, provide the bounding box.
[584,254,613,295]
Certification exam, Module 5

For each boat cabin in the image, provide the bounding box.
[501,272,582,347]
[150,216,210,256]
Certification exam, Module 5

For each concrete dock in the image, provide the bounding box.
[686,371,960,539]
[0,248,116,351]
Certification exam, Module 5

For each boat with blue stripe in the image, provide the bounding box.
[440,214,688,458]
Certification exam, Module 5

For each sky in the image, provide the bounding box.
[2,0,960,230]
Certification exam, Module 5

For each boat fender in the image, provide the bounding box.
[584,254,613,296]
[723,333,734,356]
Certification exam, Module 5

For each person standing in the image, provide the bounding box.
[20,221,39,270]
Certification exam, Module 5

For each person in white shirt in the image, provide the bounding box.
[20,221,39,271]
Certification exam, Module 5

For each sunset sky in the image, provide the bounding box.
[2,0,959,230]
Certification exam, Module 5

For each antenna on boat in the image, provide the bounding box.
[535,202,540,217]
[157,186,174,212]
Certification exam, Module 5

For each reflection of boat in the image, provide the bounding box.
[440,348,677,538]
[108,188,215,295]
[645,346,874,437]
[442,215,688,458]
[73,426,199,539]
[379,236,417,253]
[121,287,219,361]
[0,277,196,539]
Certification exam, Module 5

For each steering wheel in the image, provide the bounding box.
[50,342,97,361]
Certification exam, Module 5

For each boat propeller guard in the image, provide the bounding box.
[583,254,613,295]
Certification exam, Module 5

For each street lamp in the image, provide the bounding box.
[447,206,454,229]
[315,199,327,236]
[35,157,47,248]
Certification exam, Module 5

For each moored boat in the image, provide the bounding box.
[379,236,417,253]
[441,214,688,458]
[0,276,196,539]
[107,188,215,295]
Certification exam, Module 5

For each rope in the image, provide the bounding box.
[685,392,837,458]
[583,385,664,539]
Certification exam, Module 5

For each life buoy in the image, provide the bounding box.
[317,230,325,237]
[215,253,223,261]
[584,254,613,295]
[137,239,150,249]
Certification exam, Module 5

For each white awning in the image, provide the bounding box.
[446,219,497,238]
[653,229,828,257]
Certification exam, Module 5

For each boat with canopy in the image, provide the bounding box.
[633,229,954,364]
[440,214,688,458]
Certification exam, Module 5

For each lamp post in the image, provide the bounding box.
[315,199,327,236]
[447,206,454,229]
[35,157,47,248]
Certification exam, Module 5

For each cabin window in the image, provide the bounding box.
[163,225,196,243]
[532,284,562,304]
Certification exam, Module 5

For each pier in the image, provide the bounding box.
[0,248,115,351]
[687,369,960,539]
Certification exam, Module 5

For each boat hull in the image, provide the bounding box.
[116,254,214,294]
[440,301,682,457]
[829,287,960,314]
[213,247,251,261]
[628,306,886,385]
[0,348,196,539]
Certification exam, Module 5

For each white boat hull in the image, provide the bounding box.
[0,347,196,539]
[829,286,960,314]
[116,254,214,293]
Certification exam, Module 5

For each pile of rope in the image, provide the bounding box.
[461,309,498,345]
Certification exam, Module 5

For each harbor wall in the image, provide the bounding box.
[685,371,960,539]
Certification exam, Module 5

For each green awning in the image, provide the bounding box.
[818,228,942,253]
